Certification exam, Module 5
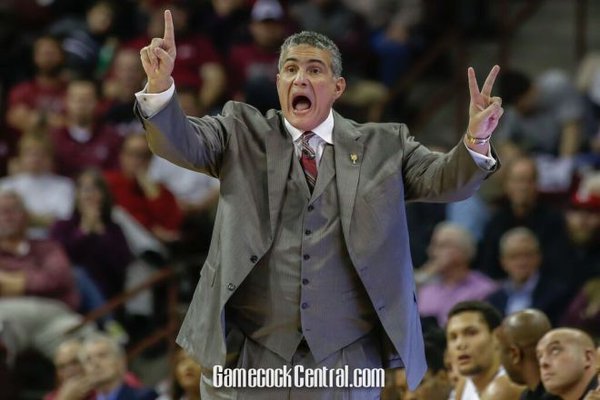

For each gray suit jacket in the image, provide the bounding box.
[138,96,497,389]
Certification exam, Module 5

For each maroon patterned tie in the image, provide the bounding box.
[300,131,318,192]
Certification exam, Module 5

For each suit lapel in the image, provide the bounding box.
[332,112,363,240]
[266,116,294,236]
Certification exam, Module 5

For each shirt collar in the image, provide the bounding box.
[97,384,123,400]
[505,272,540,294]
[283,109,334,145]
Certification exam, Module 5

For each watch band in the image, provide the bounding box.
[465,130,492,145]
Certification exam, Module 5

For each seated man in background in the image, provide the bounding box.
[0,190,92,360]
[537,328,598,400]
[495,309,559,400]
[46,337,144,400]
[404,328,453,400]
[446,301,520,400]
[81,333,157,400]
[417,222,497,326]
[105,133,182,245]
[486,227,571,325]
[45,339,95,400]
[0,134,74,238]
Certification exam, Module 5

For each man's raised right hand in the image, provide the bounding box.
[140,10,176,93]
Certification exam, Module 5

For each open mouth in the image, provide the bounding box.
[292,95,312,113]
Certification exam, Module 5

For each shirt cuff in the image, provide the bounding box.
[135,82,176,118]
[464,142,497,170]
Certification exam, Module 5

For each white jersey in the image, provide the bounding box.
[459,366,506,400]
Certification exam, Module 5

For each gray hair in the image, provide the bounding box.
[433,222,476,261]
[499,227,540,255]
[81,332,125,359]
[279,31,343,78]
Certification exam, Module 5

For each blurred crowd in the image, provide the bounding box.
[0,0,598,399]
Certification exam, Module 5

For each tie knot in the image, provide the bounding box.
[302,131,315,142]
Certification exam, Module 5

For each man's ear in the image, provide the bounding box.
[583,348,596,369]
[509,345,522,365]
[334,77,346,100]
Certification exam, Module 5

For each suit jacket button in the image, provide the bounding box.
[227,283,236,291]
[250,255,258,263]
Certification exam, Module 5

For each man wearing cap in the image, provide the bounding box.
[227,0,287,112]
[136,9,503,399]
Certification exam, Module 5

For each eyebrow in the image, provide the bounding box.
[283,57,327,67]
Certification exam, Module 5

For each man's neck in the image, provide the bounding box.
[97,379,122,396]
[471,359,501,394]
[560,372,596,400]
[441,264,470,285]
[522,360,541,391]
[35,74,61,88]
[511,202,534,218]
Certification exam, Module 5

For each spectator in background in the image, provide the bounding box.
[478,156,569,280]
[289,0,389,123]
[353,0,422,88]
[49,0,119,79]
[50,169,132,299]
[564,178,600,289]
[0,190,94,360]
[0,134,75,238]
[44,339,95,400]
[46,337,144,400]
[227,0,287,113]
[6,35,66,135]
[445,301,508,400]
[198,0,252,58]
[561,278,600,343]
[50,79,123,177]
[486,228,570,325]
[404,329,453,400]
[417,222,497,326]
[158,348,201,400]
[105,134,182,244]
[81,333,158,400]
[289,0,368,76]
[0,190,78,309]
[576,53,600,160]
[537,328,599,400]
[496,69,583,158]
[126,2,226,115]
[102,48,146,137]
[495,309,558,400]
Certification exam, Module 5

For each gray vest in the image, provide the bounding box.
[226,144,378,363]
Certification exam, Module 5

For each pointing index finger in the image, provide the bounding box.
[481,65,500,97]
[163,9,175,47]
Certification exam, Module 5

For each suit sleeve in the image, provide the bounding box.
[137,96,243,178]
[400,124,499,202]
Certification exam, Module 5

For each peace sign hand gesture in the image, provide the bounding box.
[140,10,177,93]
[465,65,504,153]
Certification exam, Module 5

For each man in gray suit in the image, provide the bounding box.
[136,10,503,399]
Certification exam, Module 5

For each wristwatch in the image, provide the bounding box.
[465,130,491,145]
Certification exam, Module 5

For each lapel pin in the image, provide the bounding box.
[350,153,358,165]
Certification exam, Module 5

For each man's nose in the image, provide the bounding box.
[293,70,307,85]
[455,337,467,350]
